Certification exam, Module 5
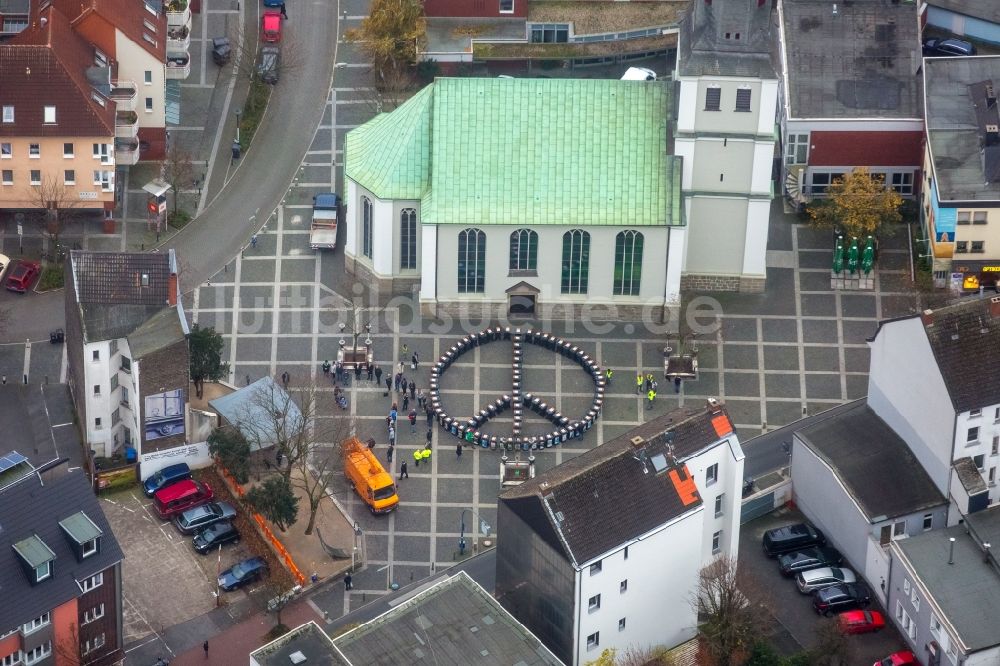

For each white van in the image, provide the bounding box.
[620,67,657,81]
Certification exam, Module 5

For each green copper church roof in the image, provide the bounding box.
[345,77,680,226]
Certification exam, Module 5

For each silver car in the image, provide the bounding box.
[173,501,237,534]
[796,566,856,594]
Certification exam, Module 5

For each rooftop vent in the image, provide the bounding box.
[921,308,934,327]
[630,436,645,447]
[288,651,306,664]
[987,125,1000,147]
[707,398,722,414]
[650,453,668,473]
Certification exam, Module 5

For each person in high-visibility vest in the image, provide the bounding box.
[647,388,656,407]
[413,448,422,467]
[604,368,613,385]
[636,373,643,394]
[421,447,432,464]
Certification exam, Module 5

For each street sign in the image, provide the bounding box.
[16,223,22,236]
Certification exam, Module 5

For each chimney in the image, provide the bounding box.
[167,272,178,306]
[948,537,956,564]
[630,436,645,448]
[40,17,47,27]
[986,125,1000,147]
[921,309,935,327]
[987,83,998,109]
[990,296,1000,320]
[707,397,722,414]
[985,542,992,564]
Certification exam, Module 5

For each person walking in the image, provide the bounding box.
[645,373,654,392]
[388,427,396,447]
[413,447,421,468]
[251,234,258,248]
[399,461,408,479]
[604,367,613,385]
[367,363,374,381]
[402,394,410,412]
[417,388,426,409]
[344,573,352,590]
[411,351,419,371]
[426,428,433,446]
[279,1,288,19]
[387,444,394,464]
[367,437,376,450]
[335,360,343,382]
[422,446,432,466]
[674,376,682,393]
[385,376,392,396]
[390,405,398,422]
[394,373,402,392]
[408,410,417,434]
[398,357,406,374]
[426,406,434,427]
[281,371,290,389]
[203,641,209,659]
[636,373,643,394]
[374,364,382,384]
[408,380,416,400]
[647,387,656,408]
[399,375,407,395]
[322,359,331,375]
[354,364,362,381]
[456,442,463,457]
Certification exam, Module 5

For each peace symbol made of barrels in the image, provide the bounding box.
[428,326,605,451]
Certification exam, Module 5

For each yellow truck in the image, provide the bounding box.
[343,437,398,514]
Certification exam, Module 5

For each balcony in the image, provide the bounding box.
[164,0,191,29]
[165,54,190,80]
[109,80,137,113]
[167,25,190,53]
[115,138,140,166]
[115,111,138,139]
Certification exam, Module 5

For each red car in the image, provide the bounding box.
[838,609,885,634]
[5,260,40,293]
[873,650,917,666]
[261,10,281,42]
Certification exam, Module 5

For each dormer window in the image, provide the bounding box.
[59,511,103,561]
[43,106,56,124]
[13,534,56,584]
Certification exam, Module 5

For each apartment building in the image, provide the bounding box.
[495,399,744,665]
[0,462,125,666]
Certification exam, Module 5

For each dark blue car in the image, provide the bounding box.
[218,557,268,591]
[142,463,191,497]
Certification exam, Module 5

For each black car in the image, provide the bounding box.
[778,546,843,577]
[211,37,231,65]
[258,46,280,84]
[922,37,976,57]
[812,583,871,616]
[192,521,240,554]
[762,523,825,557]
[218,557,268,591]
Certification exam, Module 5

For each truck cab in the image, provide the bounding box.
[310,192,340,250]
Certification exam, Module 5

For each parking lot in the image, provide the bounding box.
[740,508,906,662]
[101,486,260,646]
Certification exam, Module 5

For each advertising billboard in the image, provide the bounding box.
[144,388,185,441]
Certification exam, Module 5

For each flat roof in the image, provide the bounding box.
[925,56,1000,202]
[249,621,350,666]
[779,0,922,119]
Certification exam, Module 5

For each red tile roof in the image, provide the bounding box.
[808,130,924,168]
[53,0,166,61]
[1,6,114,137]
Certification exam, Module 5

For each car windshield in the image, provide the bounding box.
[373,485,396,500]
[231,562,249,578]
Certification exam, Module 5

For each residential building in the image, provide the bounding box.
[868,297,1000,516]
[0,6,117,216]
[778,0,924,209]
[674,0,779,292]
[344,77,685,319]
[921,56,1000,290]
[920,1,1000,46]
[0,461,125,666]
[495,399,744,665]
[65,251,191,476]
[887,506,1000,665]
[791,399,948,605]
[421,0,684,66]
[251,573,564,665]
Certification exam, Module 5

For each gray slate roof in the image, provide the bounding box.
[925,57,1000,202]
[0,468,124,633]
[334,571,564,665]
[250,621,350,666]
[209,377,304,451]
[779,0,922,119]
[796,400,946,521]
[894,525,1000,651]
[127,305,187,359]
[953,457,988,495]
[69,251,175,342]
[500,403,734,565]
[678,0,777,78]
[926,0,1000,24]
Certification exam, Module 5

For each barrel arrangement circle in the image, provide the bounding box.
[428,326,605,451]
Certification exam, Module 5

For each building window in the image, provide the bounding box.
[586,632,599,650]
[957,212,970,225]
[1,650,22,666]
[28,143,39,157]
[457,228,486,293]
[64,170,75,185]
[83,633,106,654]
[143,18,157,32]
[93,170,113,191]
[509,228,538,273]
[712,530,722,554]
[399,208,417,270]
[24,642,51,666]
[529,23,569,43]
[121,386,130,409]
[974,211,988,224]
[2,17,28,32]
[785,133,809,165]
[890,172,913,195]
[63,142,74,158]
[704,86,721,111]
[145,97,154,112]
[613,230,643,296]
[2,106,13,123]
[82,537,98,557]
[120,356,131,373]
[620,579,627,593]
[43,106,56,124]
[561,229,590,294]
[144,70,153,84]
[714,494,724,517]
[1,170,11,186]
[968,426,980,443]
[94,417,102,428]
[972,241,985,253]
[618,617,626,631]
[623,546,629,560]
[29,170,40,185]
[1,142,10,158]
[23,613,50,635]
[974,454,985,470]
[923,514,933,531]
[911,590,920,612]
[903,579,910,595]
[993,436,999,455]
[83,603,105,625]
[93,384,101,396]
[971,408,982,417]
[92,349,100,361]
[590,560,602,575]
[893,521,905,538]
[706,463,718,485]
[361,196,373,259]
[80,572,104,592]
[588,594,601,612]
[92,142,110,162]
[930,613,941,637]
[499,0,513,12]
[735,88,752,112]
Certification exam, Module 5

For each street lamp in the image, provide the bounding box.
[459,509,491,556]
[235,109,241,143]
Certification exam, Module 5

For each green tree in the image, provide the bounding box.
[189,324,229,399]
[808,167,903,238]
[208,426,251,483]
[244,475,298,531]
[345,0,426,75]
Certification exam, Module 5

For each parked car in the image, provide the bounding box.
[838,609,885,635]
[192,521,240,554]
[153,479,214,519]
[796,566,857,594]
[142,462,192,497]
[923,37,976,57]
[873,651,917,666]
[218,556,268,591]
[261,9,281,42]
[762,522,825,557]
[620,67,656,81]
[174,501,237,534]
[5,260,40,293]
[258,46,280,84]
[0,253,11,283]
[778,546,843,577]
[211,36,231,65]
[812,582,871,616]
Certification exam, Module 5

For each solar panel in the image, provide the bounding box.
[0,451,28,474]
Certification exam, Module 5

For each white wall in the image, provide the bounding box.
[676,79,699,133]
[419,223,437,301]
[116,34,165,129]
[750,141,774,195]
[574,509,703,665]
[868,317,955,494]
[138,440,212,480]
[679,77,767,135]
[742,200,770,278]
[83,340,114,456]
[757,80,779,135]
[684,197,749,276]
[954,408,1000,505]
[345,179,358,256]
[666,226,686,305]
[685,436,745,561]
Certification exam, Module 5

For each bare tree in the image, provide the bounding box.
[250,577,297,635]
[237,378,314,484]
[289,398,352,535]
[227,24,306,84]
[23,172,84,249]
[356,67,417,116]
[693,556,771,666]
[163,143,195,218]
